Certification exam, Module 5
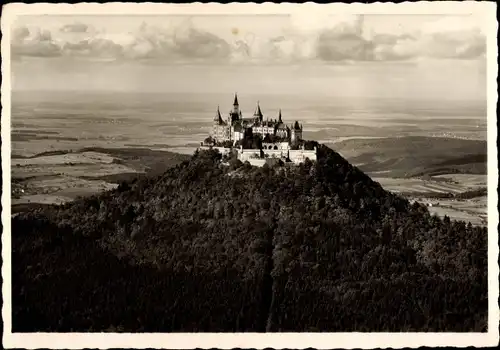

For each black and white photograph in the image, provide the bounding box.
[1,2,498,349]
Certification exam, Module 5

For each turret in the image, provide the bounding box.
[254,101,263,121]
[233,93,239,114]
[278,109,283,123]
[229,93,240,123]
[214,105,223,124]
[291,120,302,143]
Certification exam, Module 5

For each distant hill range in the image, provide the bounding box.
[12,143,487,332]
[330,136,487,178]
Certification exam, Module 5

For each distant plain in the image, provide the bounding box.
[10,91,487,225]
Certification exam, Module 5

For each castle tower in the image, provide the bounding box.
[291,129,296,143]
[254,101,263,122]
[214,105,223,124]
[291,120,302,143]
[233,93,239,115]
[278,109,283,123]
[230,93,240,124]
[211,105,227,142]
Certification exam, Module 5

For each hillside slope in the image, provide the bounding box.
[330,136,487,177]
[12,145,488,332]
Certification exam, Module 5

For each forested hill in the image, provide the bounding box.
[12,144,487,332]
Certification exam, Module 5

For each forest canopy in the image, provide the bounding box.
[12,144,488,332]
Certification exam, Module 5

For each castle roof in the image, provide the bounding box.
[233,93,239,106]
[254,102,263,118]
[278,109,283,123]
[275,122,287,130]
[214,106,226,125]
[214,106,221,121]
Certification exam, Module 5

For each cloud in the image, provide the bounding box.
[310,15,485,63]
[10,15,486,64]
[12,26,30,41]
[316,31,375,62]
[93,22,231,62]
[11,26,62,58]
[62,38,124,59]
[172,26,231,60]
[234,35,298,63]
[312,16,376,62]
[60,22,89,33]
[371,34,419,61]
[419,30,486,59]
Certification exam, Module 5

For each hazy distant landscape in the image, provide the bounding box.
[11,90,487,225]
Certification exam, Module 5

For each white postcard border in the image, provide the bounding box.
[1,2,498,349]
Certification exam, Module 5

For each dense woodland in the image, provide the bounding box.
[12,143,488,332]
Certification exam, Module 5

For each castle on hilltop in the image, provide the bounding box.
[202,94,317,166]
[210,94,303,144]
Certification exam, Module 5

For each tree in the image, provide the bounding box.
[204,136,214,145]
[229,158,243,170]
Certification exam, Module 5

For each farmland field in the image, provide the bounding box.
[371,174,487,195]
[11,148,189,213]
[426,199,487,226]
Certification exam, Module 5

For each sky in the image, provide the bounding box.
[9,13,488,101]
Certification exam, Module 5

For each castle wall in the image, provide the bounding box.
[289,149,317,164]
[212,125,230,141]
[252,126,275,136]
[247,159,266,167]
[276,129,288,138]
[237,149,261,162]
[263,150,287,159]
[237,145,316,166]
[262,142,289,150]
[215,147,232,155]
[199,146,232,155]
[233,130,244,141]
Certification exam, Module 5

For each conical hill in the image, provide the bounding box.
[12,143,487,332]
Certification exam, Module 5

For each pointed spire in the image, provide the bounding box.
[233,93,239,106]
[214,105,221,122]
[254,101,263,118]
[214,105,224,124]
[278,109,282,123]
